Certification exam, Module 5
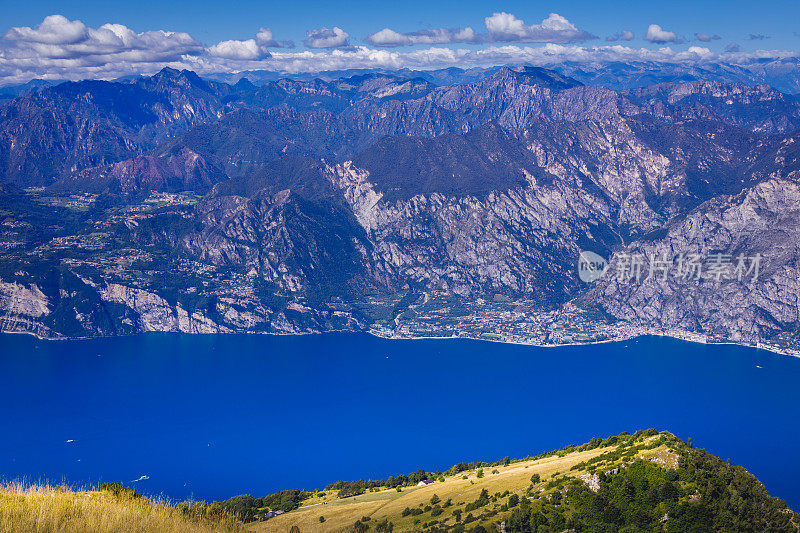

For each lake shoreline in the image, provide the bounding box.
[3,323,799,359]
[371,329,800,359]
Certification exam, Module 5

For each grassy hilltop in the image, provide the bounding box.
[1,431,797,532]
[252,430,798,533]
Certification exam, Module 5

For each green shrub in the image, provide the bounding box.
[374,519,393,532]
[99,483,142,500]
[351,520,368,533]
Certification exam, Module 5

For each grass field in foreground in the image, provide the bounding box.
[0,482,240,533]
[251,437,675,533]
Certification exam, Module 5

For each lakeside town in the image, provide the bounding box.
[368,292,800,358]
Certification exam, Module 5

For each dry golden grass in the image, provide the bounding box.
[252,446,611,533]
[0,482,240,533]
[251,439,682,533]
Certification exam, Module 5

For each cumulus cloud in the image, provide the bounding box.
[645,24,682,44]
[485,12,596,43]
[254,28,292,48]
[0,16,312,84]
[606,30,634,42]
[366,27,481,47]
[4,15,88,44]
[365,12,593,47]
[725,43,741,52]
[207,27,292,60]
[695,33,720,42]
[304,27,351,49]
[207,39,269,60]
[2,13,800,88]
[686,46,713,59]
[1,15,202,70]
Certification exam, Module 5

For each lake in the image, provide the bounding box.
[1,333,799,508]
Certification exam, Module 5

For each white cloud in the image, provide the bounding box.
[686,46,713,58]
[366,28,409,47]
[4,15,88,45]
[1,15,202,67]
[606,30,634,42]
[695,33,721,42]
[206,26,290,60]
[304,27,351,49]
[366,27,481,47]
[255,28,280,47]
[485,12,595,43]
[645,24,680,44]
[366,12,593,47]
[2,14,800,87]
[213,43,797,76]
[454,28,480,43]
[208,39,269,60]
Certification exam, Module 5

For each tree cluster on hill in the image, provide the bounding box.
[175,489,310,523]
[326,469,435,497]
[504,438,798,532]
[321,432,635,501]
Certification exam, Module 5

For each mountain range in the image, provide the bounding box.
[1,64,800,346]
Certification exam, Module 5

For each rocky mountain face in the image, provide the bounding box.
[1,65,800,345]
[587,172,800,342]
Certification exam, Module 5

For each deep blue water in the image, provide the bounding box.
[1,333,799,507]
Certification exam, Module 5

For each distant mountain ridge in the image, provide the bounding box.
[199,58,800,94]
[4,65,799,191]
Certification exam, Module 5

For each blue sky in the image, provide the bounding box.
[6,0,797,49]
[1,0,798,85]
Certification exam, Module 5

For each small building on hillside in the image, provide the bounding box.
[417,479,435,486]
